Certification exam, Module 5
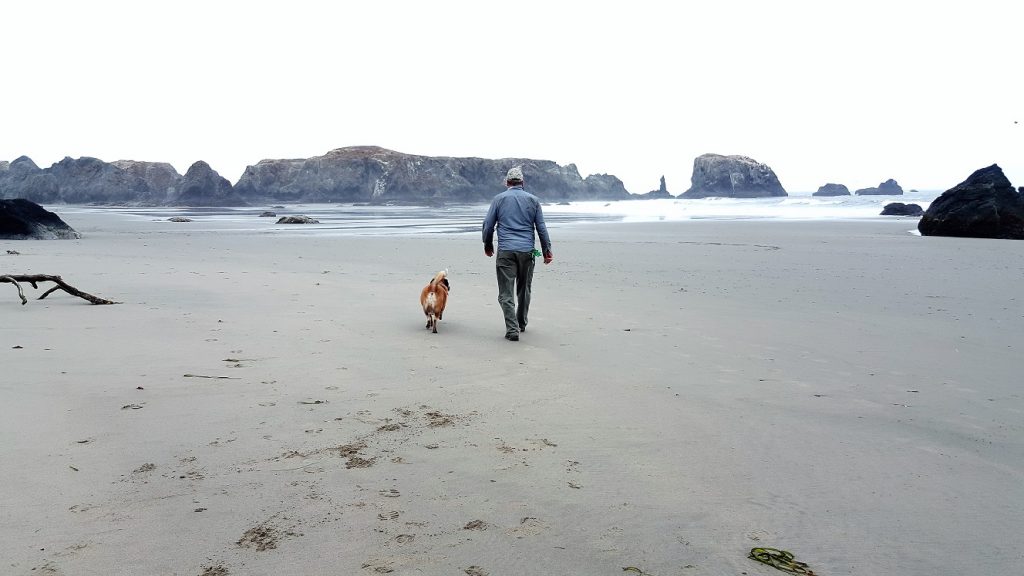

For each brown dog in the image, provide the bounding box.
[420,270,450,334]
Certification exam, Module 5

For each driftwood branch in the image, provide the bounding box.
[0,275,27,304]
[0,274,119,305]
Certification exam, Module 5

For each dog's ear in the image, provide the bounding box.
[442,278,450,290]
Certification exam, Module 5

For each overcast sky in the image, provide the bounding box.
[3,1,1021,195]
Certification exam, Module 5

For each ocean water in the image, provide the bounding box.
[545,190,939,223]
[57,190,939,236]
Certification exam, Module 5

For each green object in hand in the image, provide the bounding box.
[532,249,542,258]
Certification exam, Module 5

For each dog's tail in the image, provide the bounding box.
[430,269,447,286]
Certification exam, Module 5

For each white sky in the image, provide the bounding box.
[3,1,1021,195]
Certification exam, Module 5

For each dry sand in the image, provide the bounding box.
[2,213,1022,575]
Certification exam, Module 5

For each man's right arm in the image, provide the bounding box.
[533,200,553,263]
[482,200,498,256]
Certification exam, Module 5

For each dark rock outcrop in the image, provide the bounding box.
[679,154,786,198]
[918,164,1024,239]
[813,183,850,197]
[0,199,80,239]
[277,215,319,224]
[880,202,923,216]
[234,146,630,204]
[855,179,904,196]
[637,175,674,199]
[177,161,247,206]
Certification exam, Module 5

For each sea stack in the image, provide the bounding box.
[855,179,904,196]
[813,183,851,196]
[679,154,787,198]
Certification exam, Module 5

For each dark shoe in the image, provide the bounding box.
[519,325,526,333]
[505,333,519,341]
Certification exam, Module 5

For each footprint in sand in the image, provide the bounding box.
[238,524,280,551]
[198,564,229,576]
[237,517,301,552]
[392,534,415,544]
[746,528,772,542]
[31,561,61,575]
[506,517,548,538]
[361,560,395,573]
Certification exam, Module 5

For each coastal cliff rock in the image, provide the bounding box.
[0,156,60,202]
[111,160,181,204]
[578,173,631,201]
[177,161,246,206]
[813,183,850,196]
[1,156,179,205]
[881,202,923,216]
[2,147,631,205]
[679,154,787,198]
[234,146,630,204]
[0,199,80,239]
[918,164,1024,239]
[47,156,159,204]
[855,179,904,195]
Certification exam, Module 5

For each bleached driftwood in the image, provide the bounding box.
[0,274,119,305]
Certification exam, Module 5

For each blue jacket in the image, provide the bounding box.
[482,185,552,254]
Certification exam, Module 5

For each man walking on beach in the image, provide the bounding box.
[482,166,553,342]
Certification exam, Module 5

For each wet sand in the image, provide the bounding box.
[2,213,1022,575]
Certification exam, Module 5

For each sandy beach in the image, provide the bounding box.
[2,213,1022,575]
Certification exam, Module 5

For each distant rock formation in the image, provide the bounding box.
[111,160,181,204]
[679,154,787,198]
[918,164,1024,239]
[855,179,904,195]
[813,183,850,197]
[637,175,674,199]
[46,156,161,204]
[0,199,80,239]
[1,147,631,205]
[0,156,60,202]
[177,161,246,206]
[880,202,923,216]
[233,146,630,204]
[1,156,172,205]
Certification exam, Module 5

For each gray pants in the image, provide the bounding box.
[495,250,535,336]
